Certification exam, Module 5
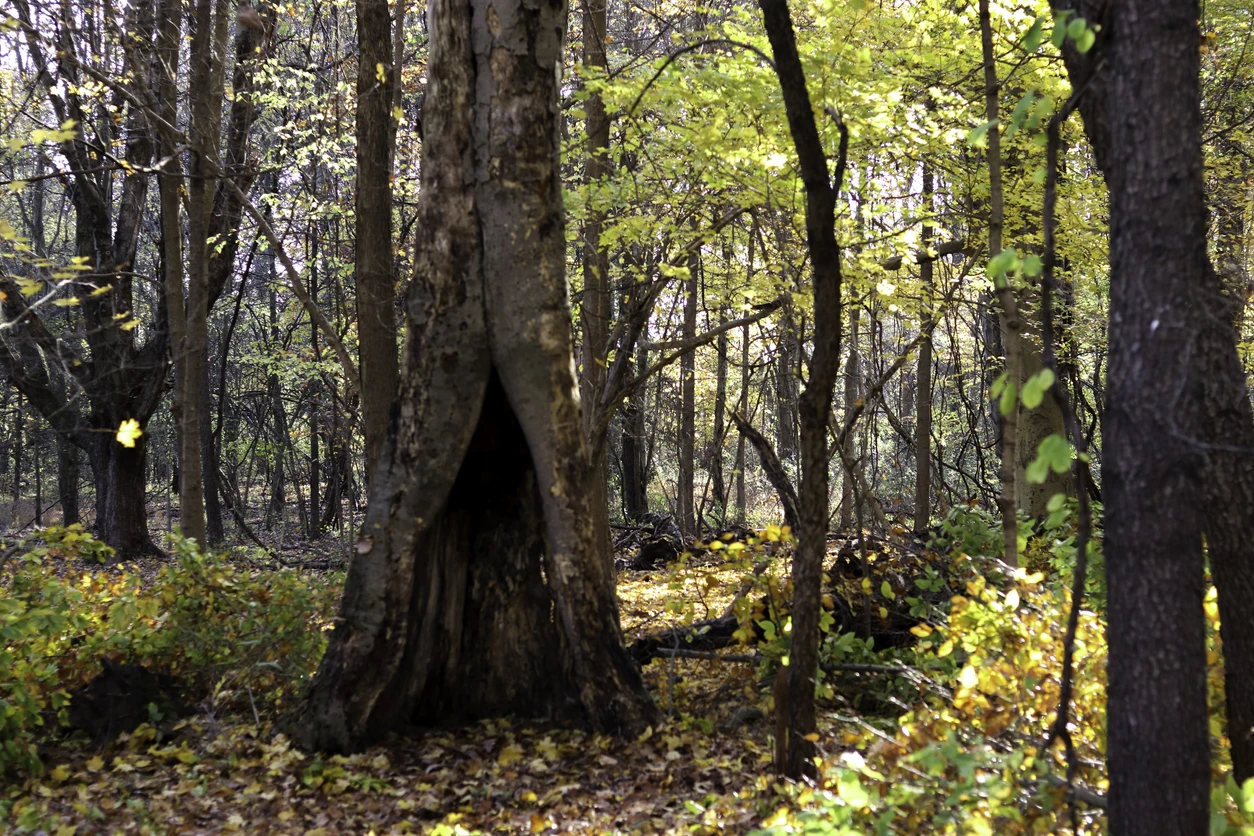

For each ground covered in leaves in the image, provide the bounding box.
[5,509,1251,834]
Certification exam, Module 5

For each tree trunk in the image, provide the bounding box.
[620,341,650,521]
[90,432,157,558]
[1104,0,1211,829]
[58,434,79,526]
[355,0,401,483]
[678,259,698,538]
[979,0,1020,566]
[711,311,728,524]
[202,350,225,545]
[758,0,846,780]
[288,0,657,753]
[913,163,933,535]
[840,309,860,530]
[1051,0,1254,786]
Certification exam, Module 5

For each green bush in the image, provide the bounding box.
[0,527,341,777]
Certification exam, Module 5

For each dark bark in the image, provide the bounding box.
[731,411,799,532]
[758,0,846,779]
[57,434,79,526]
[913,163,933,535]
[90,432,158,558]
[287,0,657,753]
[620,342,650,521]
[1103,0,1211,830]
[678,258,698,538]
[1051,0,1254,786]
[355,0,401,482]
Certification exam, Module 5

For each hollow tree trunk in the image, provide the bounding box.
[288,0,657,753]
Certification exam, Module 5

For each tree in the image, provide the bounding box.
[1102,0,1212,829]
[1051,0,1254,793]
[355,0,401,483]
[287,0,657,751]
[757,0,847,780]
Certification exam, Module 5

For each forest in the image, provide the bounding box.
[0,0,1251,831]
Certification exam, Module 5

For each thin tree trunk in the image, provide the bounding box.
[355,0,401,483]
[913,163,933,535]
[758,0,847,780]
[840,309,860,530]
[58,433,79,526]
[979,0,1020,566]
[678,257,698,538]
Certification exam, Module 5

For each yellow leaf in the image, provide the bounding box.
[909,624,933,638]
[376,62,387,84]
[6,180,28,194]
[118,318,140,331]
[498,742,525,766]
[959,665,979,689]
[878,606,888,619]
[1004,588,1020,610]
[392,105,404,121]
[116,418,143,448]
[277,810,296,822]
[0,219,16,240]
[937,639,954,658]
[53,297,79,307]
[89,284,113,297]
[86,756,104,771]
[55,825,78,836]
[803,733,820,742]
[880,581,895,600]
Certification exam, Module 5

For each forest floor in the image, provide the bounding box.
[3,520,1109,835]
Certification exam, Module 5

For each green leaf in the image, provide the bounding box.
[999,380,1017,418]
[1046,493,1066,513]
[1051,11,1072,48]
[1026,434,1072,483]
[1022,254,1043,277]
[987,248,1019,280]
[967,119,997,149]
[1020,368,1055,409]
[1076,27,1096,53]
[1067,17,1086,41]
[1022,17,1045,53]
[880,581,895,601]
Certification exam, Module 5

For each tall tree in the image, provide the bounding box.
[758,0,847,779]
[1103,0,1212,829]
[355,0,401,482]
[1051,0,1254,788]
[288,0,657,751]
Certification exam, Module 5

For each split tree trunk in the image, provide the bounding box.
[289,0,657,753]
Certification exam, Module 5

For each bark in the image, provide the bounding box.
[678,261,699,538]
[1051,0,1254,786]
[356,0,401,482]
[57,435,79,526]
[90,432,158,558]
[288,0,657,753]
[840,309,860,530]
[731,412,799,532]
[620,338,650,520]
[711,314,728,523]
[1103,0,1211,829]
[913,162,933,535]
[758,0,846,780]
[979,0,1020,566]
